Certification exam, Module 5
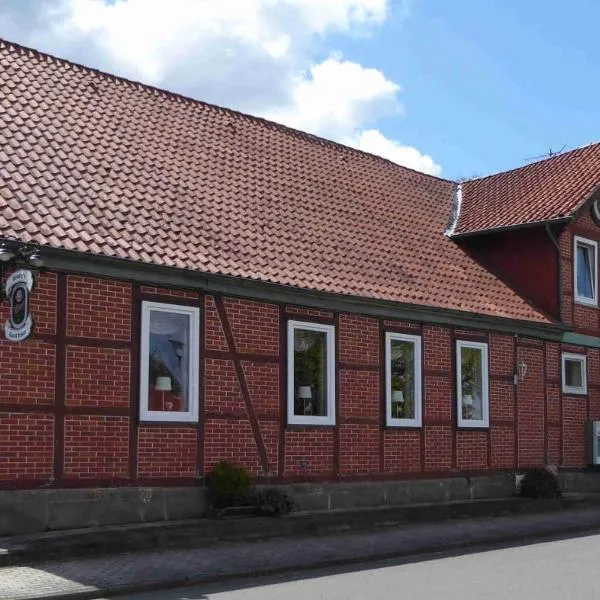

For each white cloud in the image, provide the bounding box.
[264,57,401,138]
[347,129,442,176]
[0,0,441,175]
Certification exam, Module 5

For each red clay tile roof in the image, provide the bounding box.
[0,40,552,324]
[454,142,600,236]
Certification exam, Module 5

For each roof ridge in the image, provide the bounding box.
[0,37,453,185]
[464,139,600,184]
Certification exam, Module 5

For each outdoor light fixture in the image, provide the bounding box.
[0,246,15,263]
[28,253,44,268]
[514,361,528,385]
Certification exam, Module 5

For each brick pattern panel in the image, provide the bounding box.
[286,306,333,320]
[588,349,600,386]
[562,397,587,467]
[339,369,379,420]
[64,415,129,478]
[204,418,262,475]
[384,320,421,331]
[205,296,229,351]
[383,429,421,473]
[490,426,514,468]
[339,314,379,365]
[562,292,573,326]
[517,346,545,467]
[546,342,560,380]
[423,326,451,373]
[547,425,561,466]
[574,304,599,333]
[424,375,451,423]
[243,361,280,416]
[137,427,198,478]
[424,425,452,471]
[284,429,334,476]
[204,359,246,413]
[339,424,379,475]
[456,430,488,470]
[590,387,600,421]
[0,341,55,405]
[258,420,279,476]
[32,272,57,335]
[140,286,198,299]
[66,346,130,407]
[489,334,513,376]
[0,413,54,480]
[66,276,131,340]
[490,380,514,422]
[225,298,278,355]
[546,383,561,424]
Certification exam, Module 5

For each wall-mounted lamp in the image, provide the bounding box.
[0,245,15,263]
[514,361,527,385]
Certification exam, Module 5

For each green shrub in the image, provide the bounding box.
[520,468,562,499]
[207,460,254,508]
[254,487,295,517]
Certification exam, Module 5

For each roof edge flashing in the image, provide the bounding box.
[445,183,462,237]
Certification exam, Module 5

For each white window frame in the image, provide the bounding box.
[574,236,598,306]
[561,352,587,395]
[385,332,422,427]
[140,301,200,423]
[287,320,336,426]
[456,340,489,429]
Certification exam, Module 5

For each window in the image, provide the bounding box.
[140,302,200,422]
[562,353,587,395]
[287,320,335,425]
[574,236,598,306]
[456,340,489,428]
[385,332,422,427]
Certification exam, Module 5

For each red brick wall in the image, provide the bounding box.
[63,415,129,479]
[0,413,54,480]
[137,427,198,478]
[2,269,597,489]
[562,212,600,334]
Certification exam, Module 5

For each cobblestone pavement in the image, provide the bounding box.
[3,507,600,600]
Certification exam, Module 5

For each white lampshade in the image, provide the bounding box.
[392,390,405,403]
[155,376,172,392]
[463,395,473,406]
[298,386,312,399]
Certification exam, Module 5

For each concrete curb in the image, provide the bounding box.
[4,494,600,567]
[9,506,600,600]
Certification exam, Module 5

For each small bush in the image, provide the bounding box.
[207,460,254,508]
[520,468,562,499]
[254,487,295,517]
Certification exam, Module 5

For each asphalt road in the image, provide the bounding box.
[113,532,600,600]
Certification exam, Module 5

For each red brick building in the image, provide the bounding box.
[2,40,600,498]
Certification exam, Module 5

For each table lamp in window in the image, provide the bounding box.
[392,390,404,418]
[463,394,474,419]
[155,376,172,411]
[298,385,312,415]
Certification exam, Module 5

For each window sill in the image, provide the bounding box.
[574,297,598,308]
[562,388,588,396]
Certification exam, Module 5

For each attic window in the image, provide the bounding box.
[574,236,598,306]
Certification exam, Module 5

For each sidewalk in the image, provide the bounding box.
[3,506,600,600]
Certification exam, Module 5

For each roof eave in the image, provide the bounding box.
[8,241,567,341]
[449,215,573,239]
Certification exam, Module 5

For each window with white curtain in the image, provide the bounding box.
[140,302,200,422]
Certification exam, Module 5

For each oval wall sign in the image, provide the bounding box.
[4,269,34,342]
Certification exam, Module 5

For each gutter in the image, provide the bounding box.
[545,223,563,321]
[450,216,572,239]
[7,241,568,342]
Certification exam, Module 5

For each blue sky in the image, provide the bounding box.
[348,0,600,179]
[2,0,598,179]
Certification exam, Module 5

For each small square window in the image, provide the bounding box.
[574,236,598,306]
[456,340,489,428]
[140,302,200,422]
[287,320,335,426]
[385,332,422,427]
[562,353,587,395]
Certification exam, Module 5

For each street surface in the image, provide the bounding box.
[114,532,600,600]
